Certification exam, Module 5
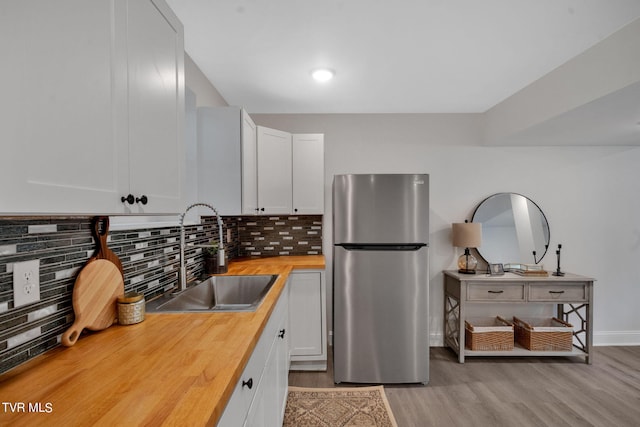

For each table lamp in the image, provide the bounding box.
[452,221,482,274]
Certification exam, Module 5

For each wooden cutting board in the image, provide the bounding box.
[89,216,123,275]
[61,260,124,346]
[61,216,125,347]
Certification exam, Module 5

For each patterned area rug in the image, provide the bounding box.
[283,386,398,427]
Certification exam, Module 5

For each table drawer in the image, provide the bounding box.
[467,283,525,301]
[528,283,587,302]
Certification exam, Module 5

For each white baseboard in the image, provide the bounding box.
[593,331,640,346]
[290,360,327,371]
[430,332,444,347]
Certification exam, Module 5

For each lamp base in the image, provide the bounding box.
[457,249,478,275]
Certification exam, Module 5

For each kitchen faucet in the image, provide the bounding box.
[179,202,225,292]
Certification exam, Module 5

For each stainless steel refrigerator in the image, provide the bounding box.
[333,174,430,384]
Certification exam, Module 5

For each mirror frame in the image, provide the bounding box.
[471,192,550,266]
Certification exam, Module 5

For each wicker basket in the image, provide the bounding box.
[465,316,514,351]
[513,317,573,351]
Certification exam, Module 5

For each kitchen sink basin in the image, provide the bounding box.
[146,275,278,313]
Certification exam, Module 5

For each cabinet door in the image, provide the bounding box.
[275,310,290,424]
[244,363,268,427]
[0,0,184,214]
[243,281,289,427]
[257,126,292,214]
[258,291,289,427]
[1,1,124,214]
[125,0,184,213]
[197,107,243,215]
[292,134,325,214]
[289,271,324,357]
[241,110,259,214]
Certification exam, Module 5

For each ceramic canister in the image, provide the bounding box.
[117,292,145,325]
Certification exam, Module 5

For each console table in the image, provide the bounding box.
[443,270,594,364]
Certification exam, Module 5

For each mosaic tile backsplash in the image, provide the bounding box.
[237,216,323,256]
[0,215,322,374]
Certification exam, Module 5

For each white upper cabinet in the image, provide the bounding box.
[292,134,324,215]
[0,0,184,214]
[196,115,324,216]
[256,126,293,215]
[124,0,185,214]
[242,127,324,215]
[241,112,259,215]
[197,107,254,215]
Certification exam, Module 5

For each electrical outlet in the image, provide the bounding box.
[13,259,40,308]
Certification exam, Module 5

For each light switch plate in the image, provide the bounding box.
[13,260,40,308]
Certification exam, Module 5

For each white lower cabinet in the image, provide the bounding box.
[218,281,289,426]
[289,270,327,371]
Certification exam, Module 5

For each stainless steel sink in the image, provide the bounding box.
[146,275,278,313]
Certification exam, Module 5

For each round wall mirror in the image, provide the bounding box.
[472,193,550,265]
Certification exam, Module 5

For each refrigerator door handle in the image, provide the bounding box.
[336,243,427,251]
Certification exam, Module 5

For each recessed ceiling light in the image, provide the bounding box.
[311,68,335,83]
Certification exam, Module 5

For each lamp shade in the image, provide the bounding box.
[452,222,482,248]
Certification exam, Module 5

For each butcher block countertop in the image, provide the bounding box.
[0,255,325,427]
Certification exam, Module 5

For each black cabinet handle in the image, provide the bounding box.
[120,194,135,205]
[136,195,148,205]
[242,378,253,389]
[260,207,265,212]
[549,290,565,294]
[278,329,286,339]
[294,208,298,212]
[488,290,504,294]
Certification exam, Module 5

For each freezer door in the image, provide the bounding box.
[333,174,429,244]
[333,245,429,384]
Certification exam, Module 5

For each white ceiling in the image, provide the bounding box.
[166,0,640,115]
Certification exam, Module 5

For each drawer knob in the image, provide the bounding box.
[242,378,253,389]
[488,290,504,294]
[136,195,148,205]
[120,194,135,205]
[278,329,286,339]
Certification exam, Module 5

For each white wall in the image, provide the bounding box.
[185,53,228,108]
[253,113,640,346]
[484,17,640,146]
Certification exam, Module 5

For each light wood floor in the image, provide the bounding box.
[289,346,640,426]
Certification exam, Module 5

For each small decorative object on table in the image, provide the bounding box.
[489,263,504,276]
[552,244,565,276]
[512,263,549,277]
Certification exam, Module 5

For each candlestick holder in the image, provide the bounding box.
[552,244,565,276]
